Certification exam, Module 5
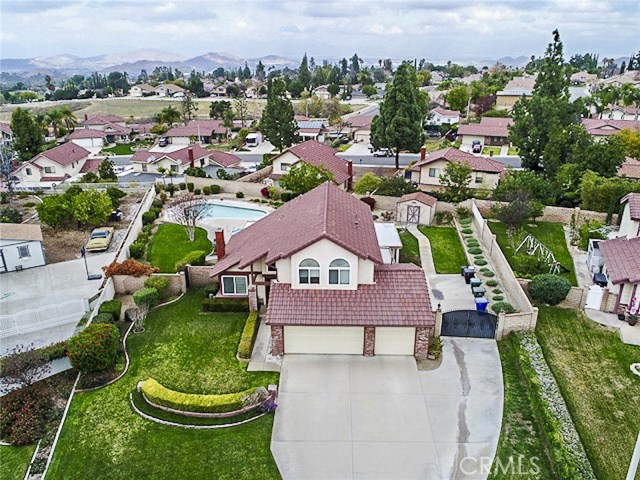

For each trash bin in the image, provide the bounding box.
[470,278,482,290]
[460,266,469,276]
[472,286,486,298]
[475,297,489,312]
[463,267,476,284]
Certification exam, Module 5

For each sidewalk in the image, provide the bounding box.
[584,309,640,346]
[247,317,281,372]
[407,225,436,275]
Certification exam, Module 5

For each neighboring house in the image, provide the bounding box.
[597,106,640,121]
[0,122,12,146]
[296,119,328,142]
[81,115,132,143]
[130,83,155,97]
[0,224,46,273]
[269,140,353,189]
[597,71,640,88]
[618,193,640,239]
[155,83,186,97]
[210,182,435,357]
[131,144,239,174]
[410,147,504,191]
[314,85,331,100]
[396,192,437,225]
[599,236,640,314]
[165,120,228,145]
[346,115,374,143]
[457,117,513,148]
[210,85,228,97]
[14,142,91,186]
[618,157,640,181]
[581,118,640,140]
[570,71,597,85]
[374,222,403,264]
[495,75,536,110]
[426,107,460,126]
[68,129,106,156]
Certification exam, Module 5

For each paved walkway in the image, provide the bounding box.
[408,225,436,275]
[584,309,640,346]
[247,318,281,372]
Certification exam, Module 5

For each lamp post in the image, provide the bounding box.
[81,245,103,281]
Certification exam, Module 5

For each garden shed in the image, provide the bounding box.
[396,192,437,226]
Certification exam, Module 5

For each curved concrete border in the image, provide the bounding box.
[632,363,640,377]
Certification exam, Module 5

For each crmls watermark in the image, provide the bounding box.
[459,455,541,475]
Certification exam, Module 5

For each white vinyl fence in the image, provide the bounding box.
[0,299,87,339]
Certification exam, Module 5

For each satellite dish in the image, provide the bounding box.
[52,183,57,188]
[147,156,156,163]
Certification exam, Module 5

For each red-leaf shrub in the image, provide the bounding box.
[66,323,119,373]
[0,386,51,445]
[260,187,270,198]
[360,196,376,210]
[103,259,159,277]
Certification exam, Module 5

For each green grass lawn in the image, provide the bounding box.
[489,338,555,479]
[536,306,640,480]
[507,147,519,156]
[336,144,352,152]
[102,144,135,155]
[0,445,35,480]
[488,221,577,286]
[147,224,213,273]
[482,146,501,155]
[47,290,280,480]
[417,226,466,274]
[398,229,421,266]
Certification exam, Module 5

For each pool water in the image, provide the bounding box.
[197,202,267,220]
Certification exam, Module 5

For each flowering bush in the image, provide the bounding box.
[0,386,51,445]
[66,323,119,373]
[103,259,159,277]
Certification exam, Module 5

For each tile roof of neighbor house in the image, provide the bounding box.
[208,150,242,168]
[431,107,459,117]
[166,120,227,137]
[284,140,352,184]
[131,123,153,134]
[457,117,514,137]
[156,83,185,92]
[83,115,124,126]
[39,142,90,166]
[133,83,154,91]
[0,223,43,242]
[39,176,68,182]
[410,147,505,174]
[266,263,434,327]
[294,114,310,121]
[102,122,132,135]
[211,182,383,275]
[618,157,640,180]
[69,129,107,139]
[0,122,12,134]
[130,144,211,165]
[347,115,374,129]
[621,193,640,221]
[581,118,640,136]
[79,158,103,173]
[398,191,438,207]
[599,236,640,284]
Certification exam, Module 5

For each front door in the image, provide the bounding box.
[407,205,420,224]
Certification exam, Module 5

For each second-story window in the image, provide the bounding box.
[299,258,320,284]
[329,259,350,285]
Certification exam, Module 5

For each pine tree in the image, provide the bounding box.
[256,61,265,81]
[371,62,425,169]
[10,108,44,162]
[298,54,311,90]
[259,78,296,152]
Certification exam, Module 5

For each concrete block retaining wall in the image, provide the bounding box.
[518,279,589,310]
[186,265,216,287]
[112,273,186,295]
[474,200,616,226]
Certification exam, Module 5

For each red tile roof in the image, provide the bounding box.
[285,140,352,184]
[69,129,106,139]
[83,115,124,126]
[581,118,640,136]
[618,157,640,180]
[457,117,513,137]
[294,114,310,121]
[398,191,437,207]
[0,122,12,134]
[410,147,505,174]
[431,107,459,117]
[130,144,211,165]
[40,143,90,166]
[102,122,132,135]
[40,176,67,182]
[266,263,434,327]
[166,120,227,137]
[621,193,640,221]
[347,115,374,129]
[209,150,241,168]
[600,236,640,284]
[79,159,103,173]
[211,182,383,275]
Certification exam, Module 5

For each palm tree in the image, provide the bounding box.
[44,108,64,138]
[58,106,77,133]
[155,106,181,126]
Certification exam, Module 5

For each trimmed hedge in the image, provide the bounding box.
[492,302,516,314]
[140,378,259,414]
[0,341,67,373]
[66,323,119,373]
[144,276,170,300]
[528,274,572,306]
[129,241,145,259]
[492,295,504,302]
[459,218,471,225]
[142,210,157,225]
[474,259,488,266]
[485,279,498,287]
[461,228,473,234]
[468,247,482,254]
[482,270,495,278]
[493,288,503,294]
[93,312,116,324]
[175,250,207,271]
[98,299,122,322]
[237,311,259,360]
[210,184,221,194]
[202,297,249,312]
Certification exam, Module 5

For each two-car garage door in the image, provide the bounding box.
[283,326,415,355]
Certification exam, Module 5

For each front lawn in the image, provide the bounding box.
[507,147,519,156]
[417,226,466,274]
[488,221,577,286]
[536,306,640,480]
[482,146,501,155]
[398,229,421,266]
[0,445,35,480]
[102,144,134,155]
[47,290,280,479]
[147,223,213,273]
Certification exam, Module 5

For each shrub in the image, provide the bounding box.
[106,187,127,208]
[0,342,66,374]
[512,255,548,278]
[474,254,484,260]
[492,302,516,314]
[93,312,116,324]
[129,241,146,259]
[260,187,270,198]
[0,386,51,445]
[66,323,119,373]
[133,287,159,310]
[237,312,259,359]
[493,288,503,294]
[210,184,221,194]
[104,259,159,277]
[492,295,504,302]
[194,188,201,195]
[202,186,211,195]
[179,182,186,190]
[528,274,572,305]
[204,283,219,297]
[159,192,168,203]
[459,217,471,225]
[434,211,453,225]
[461,228,473,234]
[202,297,249,312]
[140,378,263,414]
[144,276,170,300]
[281,191,300,202]
[187,182,195,192]
[98,299,122,322]
[485,279,498,287]
[353,172,382,195]
[474,259,487,266]
[456,206,470,218]
[175,250,207,271]
[142,210,157,225]
[468,247,482,254]
[267,186,281,200]
[466,240,479,247]
[152,199,164,209]
[0,207,23,223]
[236,191,244,198]
[360,196,376,210]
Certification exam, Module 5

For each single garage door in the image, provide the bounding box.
[374,327,416,355]
[284,326,364,354]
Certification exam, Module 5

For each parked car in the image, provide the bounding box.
[471,140,482,153]
[372,148,394,157]
[85,227,115,252]
[158,136,169,147]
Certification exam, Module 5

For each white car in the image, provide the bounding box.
[372,148,394,157]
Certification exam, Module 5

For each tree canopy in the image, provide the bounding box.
[10,108,44,162]
[259,78,296,152]
[279,163,334,194]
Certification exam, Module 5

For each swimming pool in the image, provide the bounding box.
[196,202,267,220]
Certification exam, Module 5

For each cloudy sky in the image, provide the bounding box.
[1,0,638,62]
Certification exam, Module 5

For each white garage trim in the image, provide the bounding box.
[374,327,416,355]
[284,326,364,354]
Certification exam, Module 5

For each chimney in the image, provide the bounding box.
[420,146,426,162]
[347,160,353,190]
[188,147,194,168]
[215,229,225,259]
[84,114,88,121]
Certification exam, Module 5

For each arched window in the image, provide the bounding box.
[299,258,320,284]
[329,259,350,285]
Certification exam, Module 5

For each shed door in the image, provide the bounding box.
[284,326,364,354]
[374,327,416,355]
[407,205,420,224]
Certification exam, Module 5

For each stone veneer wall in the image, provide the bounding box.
[186,265,216,287]
[270,326,284,356]
[112,272,186,295]
[414,327,431,359]
[364,327,375,356]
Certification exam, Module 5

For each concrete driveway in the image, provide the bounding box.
[271,338,503,479]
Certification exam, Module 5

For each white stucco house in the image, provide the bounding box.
[426,107,460,126]
[457,117,513,149]
[14,142,93,187]
[68,129,106,156]
[618,193,640,239]
[155,83,186,97]
[0,224,46,273]
[130,83,155,97]
[131,144,241,175]
[0,122,12,146]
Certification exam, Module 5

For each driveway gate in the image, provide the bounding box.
[441,309,497,339]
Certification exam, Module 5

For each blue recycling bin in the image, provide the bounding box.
[475,297,489,312]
